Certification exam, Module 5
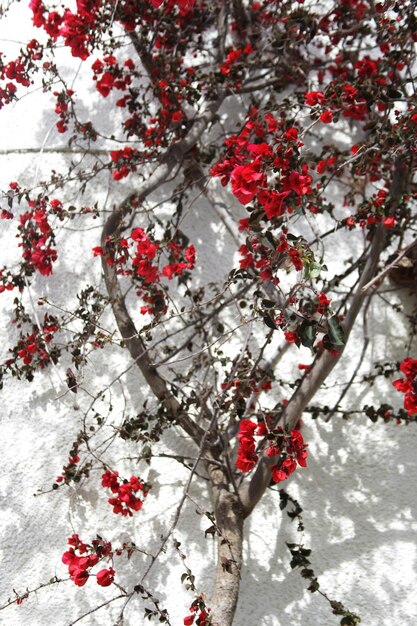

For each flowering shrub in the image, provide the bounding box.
[0,1,416,625]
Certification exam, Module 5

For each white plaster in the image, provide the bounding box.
[0,5,417,626]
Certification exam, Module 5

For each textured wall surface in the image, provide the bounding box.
[1,6,417,626]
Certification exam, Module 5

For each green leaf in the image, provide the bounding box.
[299,321,317,348]
[204,525,216,538]
[308,579,320,593]
[305,260,322,279]
[262,298,276,309]
[327,316,346,346]
[262,314,277,330]
[141,444,152,464]
[387,86,402,99]
[262,230,277,249]
[341,615,361,626]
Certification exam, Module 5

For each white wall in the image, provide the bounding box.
[0,5,417,626]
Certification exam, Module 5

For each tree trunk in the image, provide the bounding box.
[210,491,244,626]
[207,452,245,626]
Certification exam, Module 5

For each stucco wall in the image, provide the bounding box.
[0,5,417,626]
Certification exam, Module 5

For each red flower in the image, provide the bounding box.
[304,91,325,106]
[383,216,395,228]
[282,457,297,475]
[238,419,257,435]
[102,470,149,516]
[284,331,298,343]
[404,393,417,415]
[96,568,115,587]
[230,161,264,205]
[394,358,417,416]
[247,142,273,157]
[266,445,280,457]
[236,455,257,472]
[393,378,410,393]
[271,465,288,483]
[198,609,209,625]
[92,246,104,256]
[400,358,417,380]
[256,422,268,436]
[316,160,326,174]
[72,568,89,587]
[62,549,75,565]
[258,189,290,219]
[320,110,333,124]
[236,419,259,472]
[286,169,312,196]
[284,127,298,141]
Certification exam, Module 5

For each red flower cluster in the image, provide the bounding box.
[101,470,150,516]
[18,198,57,276]
[30,0,101,60]
[220,43,253,78]
[183,596,211,625]
[0,268,15,293]
[0,38,44,108]
[317,292,331,314]
[161,242,196,279]
[62,534,114,587]
[53,88,74,133]
[55,453,80,485]
[288,247,303,271]
[131,227,160,284]
[2,57,30,87]
[316,155,336,175]
[258,189,290,220]
[16,337,41,366]
[93,227,196,317]
[231,160,265,205]
[236,421,308,484]
[270,430,308,483]
[210,109,316,249]
[92,55,135,98]
[110,146,139,180]
[0,80,17,109]
[238,228,304,283]
[236,419,258,472]
[307,49,399,121]
[393,358,417,416]
[10,314,59,369]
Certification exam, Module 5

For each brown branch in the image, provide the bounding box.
[361,239,416,293]
[102,217,203,445]
[239,223,387,516]
[101,90,225,446]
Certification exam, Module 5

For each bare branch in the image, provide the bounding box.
[239,223,387,517]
